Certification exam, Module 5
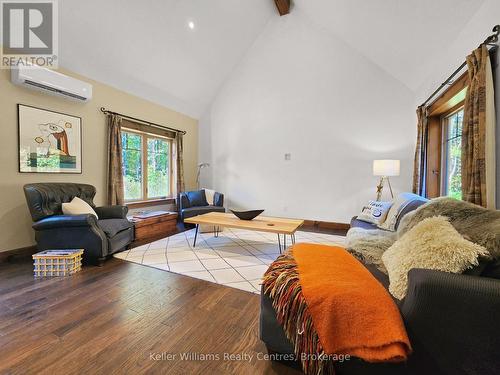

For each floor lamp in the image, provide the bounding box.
[196,163,210,189]
[373,160,400,201]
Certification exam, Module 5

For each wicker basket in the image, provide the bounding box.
[33,249,83,277]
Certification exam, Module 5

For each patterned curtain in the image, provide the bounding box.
[175,132,185,195]
[462,45,496,208]
[106,114,124,205]
[412,106,428,197]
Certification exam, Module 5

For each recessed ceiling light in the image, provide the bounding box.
[188,20,195,30]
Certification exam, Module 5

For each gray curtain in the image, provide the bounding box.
[175,133,185,195]
[412,106,428,197]
[107,114,124,205]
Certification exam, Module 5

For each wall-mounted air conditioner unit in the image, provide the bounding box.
[11,65,93,102]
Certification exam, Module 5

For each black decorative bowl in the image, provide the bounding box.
[230,209,264,221]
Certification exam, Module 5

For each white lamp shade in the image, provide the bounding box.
[373,160,400,177]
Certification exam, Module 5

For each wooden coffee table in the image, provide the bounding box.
[184,212,304,253]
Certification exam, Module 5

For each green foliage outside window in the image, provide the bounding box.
[445,110,463,200]
[122,132,142,200]
[121,131,170,201]
[147,138,169,198]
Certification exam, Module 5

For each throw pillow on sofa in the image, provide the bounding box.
[382,215,489,300]
[378,192,428,231]
[62,196,98,218]
[203,188,216,205]
[357,200,393,225]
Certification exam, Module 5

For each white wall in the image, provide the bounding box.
[415,0,500,208]
[199,12,416,223]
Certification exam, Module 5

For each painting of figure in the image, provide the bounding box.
[18,104,82,173]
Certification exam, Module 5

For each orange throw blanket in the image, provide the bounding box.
[263,243,411,374]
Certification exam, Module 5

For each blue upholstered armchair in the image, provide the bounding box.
[178,189,225,222]
[23,183,134,266]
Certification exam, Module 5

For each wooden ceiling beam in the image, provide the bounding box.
[274,0,290,16]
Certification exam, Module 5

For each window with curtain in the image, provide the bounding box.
[121,129,172,202]
[442,108,464,200]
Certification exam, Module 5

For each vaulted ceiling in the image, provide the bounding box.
[59,0,275,118]
[59,0,486,118]
[295,0,485,91]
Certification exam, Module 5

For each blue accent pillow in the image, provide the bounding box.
[187,190,208,207]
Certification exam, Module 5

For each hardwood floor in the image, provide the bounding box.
[0,258,301,375]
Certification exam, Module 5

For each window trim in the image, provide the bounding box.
[121,127,174,203]
[440,104,464,197]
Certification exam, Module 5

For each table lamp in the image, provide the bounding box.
[373,160,400,201]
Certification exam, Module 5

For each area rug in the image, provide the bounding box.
[114,228,345,294]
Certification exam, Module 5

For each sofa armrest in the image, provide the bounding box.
[94,205,128,219]
[179,193,191,210]
[400,268,500,375]
[214,192,224,207]
[32,214,98,231]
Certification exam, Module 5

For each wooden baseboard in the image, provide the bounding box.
[302,220,351,233]
[0,245,37,263]
[302,220,350,230]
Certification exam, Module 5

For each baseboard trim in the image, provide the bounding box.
[302,220,350,231]
[0,245,37,263]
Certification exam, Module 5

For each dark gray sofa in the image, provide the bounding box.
[178,189,225,222]
[24,183,134,265]
[260,198,500,375]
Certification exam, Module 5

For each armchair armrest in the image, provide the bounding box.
[94,205,128,219]
[214,192,224,207]
[32,214,98,231]
[179,193,191,210]
[400,269,500,375]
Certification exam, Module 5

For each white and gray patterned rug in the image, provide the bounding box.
[114,228,345,294]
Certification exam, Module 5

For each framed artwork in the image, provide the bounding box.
[18,104,82,173]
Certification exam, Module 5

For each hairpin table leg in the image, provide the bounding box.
[193,224,199,247]
[277,233,282,253]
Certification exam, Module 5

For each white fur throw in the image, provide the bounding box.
[398,197,500,258]
[345,227,396,273]
[382,216,489,300]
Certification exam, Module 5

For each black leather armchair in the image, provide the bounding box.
[178,189,225,222]
[24,183,134,265]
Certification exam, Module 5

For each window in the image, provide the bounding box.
[442,108,463,200]
[121,129,172,202]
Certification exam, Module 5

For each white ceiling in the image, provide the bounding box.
[294,0,485,90]
[59,0,275,118]
[59,0,485,118]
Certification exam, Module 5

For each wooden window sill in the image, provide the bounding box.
[126,198,176,209]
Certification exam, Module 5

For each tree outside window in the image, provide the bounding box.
[443,109,463,200]
[121,130,171,201]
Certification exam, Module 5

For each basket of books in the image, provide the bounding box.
[33,249,84,277]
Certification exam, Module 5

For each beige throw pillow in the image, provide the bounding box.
[382,216,489,300]
[203,188,216,205]
[357,200,393,225]
[62,196,98,218]
[378,192,424,231]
